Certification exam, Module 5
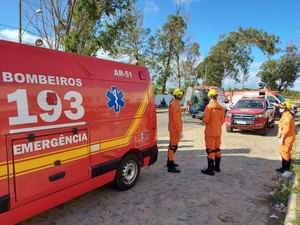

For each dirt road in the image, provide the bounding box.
[20,116,295,225]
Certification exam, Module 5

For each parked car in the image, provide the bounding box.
[230,89,298,119]
[225,97,275,135]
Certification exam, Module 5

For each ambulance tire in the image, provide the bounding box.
[115,154,141,191]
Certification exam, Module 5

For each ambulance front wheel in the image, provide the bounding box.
[115,154,141,191]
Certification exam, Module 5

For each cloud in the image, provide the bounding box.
[0,29,18,42]
[223,72,260,91]
[143,0,159,15]
[291,79,300,91]
[96,50,131,63]
[250,61,262,70]
[222,61,263,90]
[173,0,199,9]
[0,29,42,46]
[174,0,199,4]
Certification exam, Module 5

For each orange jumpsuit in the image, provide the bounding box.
[277,111,296,161]
[202,99,225,160]
[168,99,182,161]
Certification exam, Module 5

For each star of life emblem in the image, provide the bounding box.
[106,86,125,112]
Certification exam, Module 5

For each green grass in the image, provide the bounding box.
[282,90,300,100]
[270,178,292,206]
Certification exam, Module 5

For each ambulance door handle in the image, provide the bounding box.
[49,172,66,182]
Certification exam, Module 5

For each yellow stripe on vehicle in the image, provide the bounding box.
[0,164,8,179]
[6,146,88,178]
[16,153,88,177]
[14,147,88,174]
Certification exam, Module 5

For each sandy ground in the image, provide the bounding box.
[20,118,298,225]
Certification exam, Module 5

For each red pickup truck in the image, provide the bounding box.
[225,97,275,135]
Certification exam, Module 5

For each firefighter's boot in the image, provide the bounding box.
[284,160,291,171]
[168,161,181,173]
[166,160,178,167]
[214,156,221,172]
[276,158,285,173]
[201,158,215,176]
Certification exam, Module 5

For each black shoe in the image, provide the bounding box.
[201,168,215,175]
[276,167,284,173]
[201,158,215,175]
[284,160,291,171]
[214,156,221,172]
[166,160,178,167]
[214,167,221,172]
[167,161,181,173]
[168,167,181,173]
[276,158,287,173]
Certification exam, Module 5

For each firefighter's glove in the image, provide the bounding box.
[278,135,285,144]
[180,133,183,140]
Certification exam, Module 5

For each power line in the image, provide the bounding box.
[0,23,18,29]
[0,23,40,36]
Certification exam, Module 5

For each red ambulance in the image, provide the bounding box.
[190,85,229,118]
[0,40,158,224]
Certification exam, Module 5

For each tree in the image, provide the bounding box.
[196,27,280,87]
[114,9,151,66]
[196,38,238,86]
[257,45,300,91]
[180,42,200,87]
[24,0,136,55]
[150,14,187,93]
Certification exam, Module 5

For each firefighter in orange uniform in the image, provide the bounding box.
[167,88,184,173]
[201,89,225,175]
[276,101,296,173]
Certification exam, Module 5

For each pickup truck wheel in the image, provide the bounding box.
[226,126,233,132]
[259,123,268,136]
[115,154,141,191]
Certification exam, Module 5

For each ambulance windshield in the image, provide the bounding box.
[276,94,285,102]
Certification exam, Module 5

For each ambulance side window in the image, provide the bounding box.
[267,96,278,104]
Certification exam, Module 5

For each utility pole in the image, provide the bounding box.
[18,0,42,44]
[19,0,22,43]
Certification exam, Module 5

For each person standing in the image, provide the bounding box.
[160,98,167,107]
[276,101,296,173]
[167,88,184,173]
[201,89,225,176]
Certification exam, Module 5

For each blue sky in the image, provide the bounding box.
[1,0,300,90]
